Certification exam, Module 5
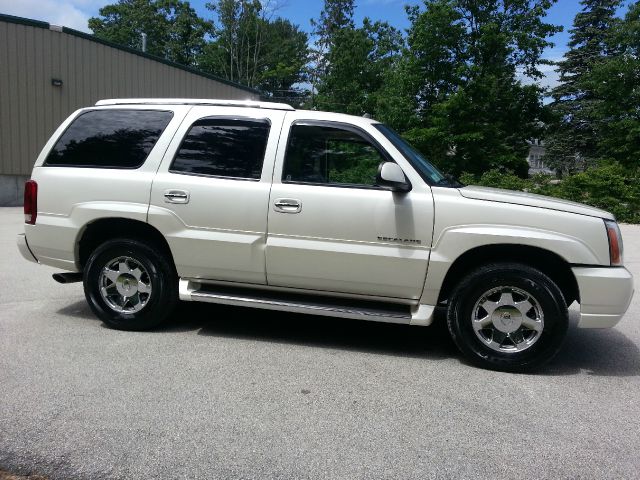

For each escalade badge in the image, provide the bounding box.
[377,236,421,245]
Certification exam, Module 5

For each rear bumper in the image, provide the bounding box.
[572,266,634,328]
[17,233,38,264]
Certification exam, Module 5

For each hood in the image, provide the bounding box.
[458,185,614,220]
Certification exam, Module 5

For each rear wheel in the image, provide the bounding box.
[83,238,177,330]
[447,263,568,372]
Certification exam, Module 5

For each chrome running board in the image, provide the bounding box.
[179,279,434,325]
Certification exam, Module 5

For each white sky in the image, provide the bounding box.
[0,0,99,32]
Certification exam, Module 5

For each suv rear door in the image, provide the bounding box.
[148,106,286,284]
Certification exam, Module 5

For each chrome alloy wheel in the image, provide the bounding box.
[471,286,544,353]
[98,256,152,313]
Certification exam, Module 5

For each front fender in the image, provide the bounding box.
[420,224,608,305]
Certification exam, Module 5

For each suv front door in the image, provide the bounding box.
[266,115,434,300]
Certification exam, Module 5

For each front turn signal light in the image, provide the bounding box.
[604,219,623,266]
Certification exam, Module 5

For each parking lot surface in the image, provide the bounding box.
[1,207,639,479]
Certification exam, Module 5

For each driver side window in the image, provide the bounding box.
[282,123,387,187]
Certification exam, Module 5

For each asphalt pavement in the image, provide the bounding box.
[1,207,639,479]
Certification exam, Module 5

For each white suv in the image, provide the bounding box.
[17,99,634,371]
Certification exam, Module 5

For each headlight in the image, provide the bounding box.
[604,219,624,266]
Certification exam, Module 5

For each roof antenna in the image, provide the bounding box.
[362,113,372,119]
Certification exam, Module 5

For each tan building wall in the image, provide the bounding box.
[0,14,259,205]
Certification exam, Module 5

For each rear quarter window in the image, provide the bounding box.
[45,109,173,169]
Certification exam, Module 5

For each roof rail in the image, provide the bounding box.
[95,98,295,111]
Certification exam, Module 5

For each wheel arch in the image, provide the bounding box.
[437,244,579,307]
[77,217,175,272]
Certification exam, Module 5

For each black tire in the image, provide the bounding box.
[83,238,178,331]
[446,262,568,372]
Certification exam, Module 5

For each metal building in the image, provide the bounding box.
[0,14,260,206]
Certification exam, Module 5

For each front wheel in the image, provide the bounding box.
[447,263,568,372]
[83,238,177,330]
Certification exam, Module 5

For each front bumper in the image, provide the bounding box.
[572,266,634,328]
[17,233,38,264]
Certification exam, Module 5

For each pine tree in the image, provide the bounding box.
[545,0,622,174]
[310,0,355,52]
[587,1,640,168]
[308,0,355,109]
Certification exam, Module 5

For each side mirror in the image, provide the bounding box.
[376,162,411,192]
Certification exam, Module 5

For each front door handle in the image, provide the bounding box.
[164,189,190,204]
[273,198,302,214]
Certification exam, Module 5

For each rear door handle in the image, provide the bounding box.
[164,189,190,204]
[273,198,302,213]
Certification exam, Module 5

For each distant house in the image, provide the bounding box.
[527,139,553,175]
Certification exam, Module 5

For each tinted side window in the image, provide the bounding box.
[46,109,173,168]
[283,124,387,186]
[171,118,270,180]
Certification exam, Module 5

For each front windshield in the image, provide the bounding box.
[374,124,457,187]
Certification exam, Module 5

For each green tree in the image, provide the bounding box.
[311,1,403,115]
[89,0,210,66]
[412,73,548,176]
[163,1,212,65]
[308,0,355,109]
[400,0,560,176]
[199,0,263,86]
[199,1,308,101]
[587,1,640,169]
[259,18,309,104]
[371,60,421,132]
[404,1,466,115]
[545,0,623,174]
[309,0,355,71]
